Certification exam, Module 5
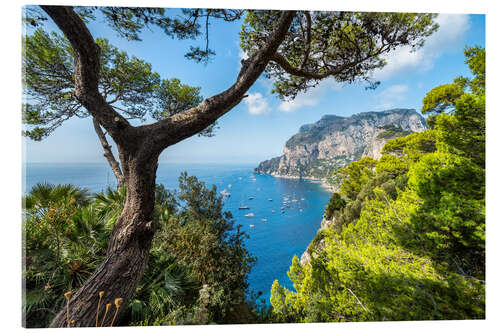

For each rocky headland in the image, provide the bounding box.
[254,108,427,190]
[254,108,427,265]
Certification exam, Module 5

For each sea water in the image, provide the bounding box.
[24,163,331,305]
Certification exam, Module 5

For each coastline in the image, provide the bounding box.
[26,163,332,305]
[319,180,337,193]
[253,171,336,267]
[254,172,337,193]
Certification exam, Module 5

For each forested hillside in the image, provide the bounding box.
[270,47,485,322]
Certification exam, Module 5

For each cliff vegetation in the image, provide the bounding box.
[270,47,485,322]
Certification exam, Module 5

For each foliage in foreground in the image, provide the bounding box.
[22,36,485,325]
[270,47,485,322]
[23,174,259,327]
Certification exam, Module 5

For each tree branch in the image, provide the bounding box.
[346,288,368,312]
[271,41,389,82]
[271,52,341,79]
[205,11,210,56]
[299,11,312,70]
[92,118,125,188]
[41,6,137,149]
[140,11,297,154]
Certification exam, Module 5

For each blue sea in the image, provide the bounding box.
[24,163,331,305]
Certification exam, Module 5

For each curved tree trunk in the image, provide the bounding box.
[40,6,296,327]
[50,154,158,327]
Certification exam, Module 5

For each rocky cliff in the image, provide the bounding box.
[254,109,426,183]
[299,216,336,265]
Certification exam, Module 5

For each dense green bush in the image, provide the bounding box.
[140,173,257,325]
[22,45,486,327]
[270,47,486,322]
[324,193,346,220]
[23,184,107,327]
[376,124,411,139]
[23,174,258,327]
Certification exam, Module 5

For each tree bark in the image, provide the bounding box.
[40,5,296,327]
[40,5,137,149]
[50,153,158,327]
[92,118,125,188]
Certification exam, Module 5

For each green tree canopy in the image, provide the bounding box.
[269,46,486,323]
[24,6,441,327]
[22,29,207,141]
[421,45,485,128]
[241,11,438,100]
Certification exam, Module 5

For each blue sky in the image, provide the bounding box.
[23,9,485,165]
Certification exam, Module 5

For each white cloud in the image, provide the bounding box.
[278,78,343,112]
[378,84,408,99]
[278,93,318,112]
[244,93,270,115]
[236,48,249,71]
[374,84,409,110]
[239,49,248,61]
[374,14,471,80]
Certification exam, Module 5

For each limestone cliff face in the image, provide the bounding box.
[254,109,426,180]
[300,216,336,265]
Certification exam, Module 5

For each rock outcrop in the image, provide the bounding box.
[299,216,336,265]
[254,109,426,182]
[257,109,427,266]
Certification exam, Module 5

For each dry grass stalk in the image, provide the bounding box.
[96,291,104,327]
[110,298,123,327]
[64,291,72,328]
[100,303,111,327]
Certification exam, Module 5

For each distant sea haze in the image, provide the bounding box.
[24,162,331,304]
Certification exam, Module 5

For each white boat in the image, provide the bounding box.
[248,196,254,200]
[239,206,250,210]
[261,218,267,222]
[268,198,273,201]
[228,184,232,188]
[272,210,276,213]
[292,199,298,203]
[244,213,255,217]
[249,224,255,228]
[220,189,231,197]
[301,197,305,201]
